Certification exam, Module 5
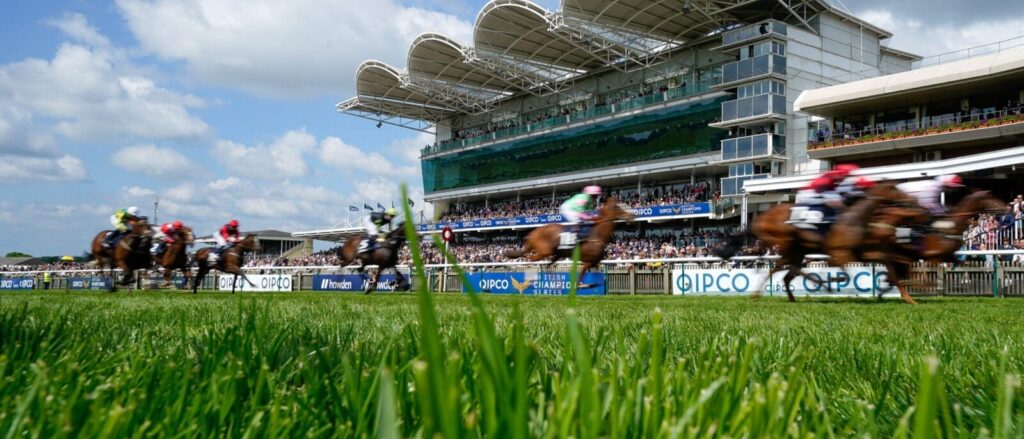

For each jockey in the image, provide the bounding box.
[211,220,241,262]
[560,185,601,241]
[104,206,140,248]
[790,176,843,230]
[362,208,397,252]
[897,174,965,217]
[837,176,875,207]
[153,220,184,255]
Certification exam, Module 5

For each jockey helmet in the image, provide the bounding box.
[835,164,860,174]
[173,220,184,230]
[855,177,876,190]
[810,176,833,192]
[938,174,964,187]
[228,219,239,228]
[583,185,602,196]
[385,207,398,217]
[126,206,140,216]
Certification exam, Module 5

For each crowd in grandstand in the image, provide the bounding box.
[436,182,714,222]
[962,194,1024,252]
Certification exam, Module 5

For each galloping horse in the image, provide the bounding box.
[504,197,635,286]
[89,217,154,291]
[192,234,260,294]
[153,226,194,289]
[339,225,408,294]
[715,183,921,303]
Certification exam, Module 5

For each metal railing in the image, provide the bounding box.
[809,107,1024,150]
[912,35,1024,69]
[721,133,785,161]
[720,93,786,123]
[721,54,786,86]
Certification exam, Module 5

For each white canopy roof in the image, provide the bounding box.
[343,0,895,124]
[795,45,1024,116]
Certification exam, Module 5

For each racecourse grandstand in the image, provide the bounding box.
[303,0,1023,252]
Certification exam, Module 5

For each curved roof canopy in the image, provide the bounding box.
[560,0,721,42]
[474,0,603,71]
[340,0,894,127]
[407,33,517,93]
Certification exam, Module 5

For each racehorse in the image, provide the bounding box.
[715,183,921,303]
[827,190,1002,303]
[917,191,1004,262]
[338,225,408,294]
[191,234,260,294]
[152,226,194,289]
[89,217,154,291]
[504,197,635,287]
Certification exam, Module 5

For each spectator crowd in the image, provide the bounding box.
[436,182,714,223]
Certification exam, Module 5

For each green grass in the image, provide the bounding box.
[0,291,1023,437]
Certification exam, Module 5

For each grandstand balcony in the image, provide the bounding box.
[717,53,787,89]
[807,108,1024,160]
[421,81,717,158]
[421,94,730,195]
[795,44,1024,160]
[711,93,787,128]
[718,20,788,52]
[717,133,786,164]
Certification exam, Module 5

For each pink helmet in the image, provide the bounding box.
[583,185,602,196]
[938,174,964,187]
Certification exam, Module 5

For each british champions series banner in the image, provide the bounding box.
[462,272,605,295]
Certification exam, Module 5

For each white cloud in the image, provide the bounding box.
[213,129,316,180]
[115,0,473,97]
[319,136,418,177]
[863,9,1024,59]
[0,105,57,157]
[123,186,156,198]
[0,155,87,182]
[387,131,433,164]
[47,12,112,49]
[0,15,212,144]
[112,144,196,178]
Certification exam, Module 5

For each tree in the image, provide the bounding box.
[4,252,32,258]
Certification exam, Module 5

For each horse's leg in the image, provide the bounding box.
[193,265,208,294]
[782,268,800,302]
[364,269,378,295]
[886,263,917,305]
[575,262,593,289]
[755,262,788,301]
[232,273,237,294]
[394,268,410,291]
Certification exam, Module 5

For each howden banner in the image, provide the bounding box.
[416,202,711,232]
[311,274,405,292]
[462,272,605,295]
[672,267,894,297]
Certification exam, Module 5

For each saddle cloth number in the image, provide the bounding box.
[358,239,370,253]
[788,206,823,224]
[559,232,577,248]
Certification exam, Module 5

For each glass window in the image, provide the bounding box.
[423,97,729,193]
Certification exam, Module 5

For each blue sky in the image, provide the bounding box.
[1,0,1022,256]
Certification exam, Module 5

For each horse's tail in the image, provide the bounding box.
[713,229,753,260]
